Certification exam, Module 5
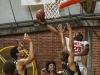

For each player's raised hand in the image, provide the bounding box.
[16,39,24,49]
[66,23,72,31]
[24,33,31,43]
[41,68,46,75]
[57,24,65,34]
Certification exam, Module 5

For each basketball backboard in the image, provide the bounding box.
[21,0,56,5]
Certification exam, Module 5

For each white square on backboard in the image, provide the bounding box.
[21,0,56,6]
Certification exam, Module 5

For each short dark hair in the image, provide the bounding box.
[74,32,83,41]
[10,46,18,60]
[45,61,56,73]
[59,51,69,62]
[2,61,16,75]
[78,32,83,41]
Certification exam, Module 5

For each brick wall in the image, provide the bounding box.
[2,27,100,75]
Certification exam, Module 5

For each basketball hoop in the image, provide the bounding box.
[42,0,60,19]
[21,0,60,19]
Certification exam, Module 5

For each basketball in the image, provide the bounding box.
[36,9,45,22]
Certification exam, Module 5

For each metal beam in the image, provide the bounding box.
[0,13,100,36]
[85,27,92,75]
[0,20,99,36]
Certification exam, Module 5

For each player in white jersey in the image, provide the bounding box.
[36,19,89,75]
[65,32,89,75]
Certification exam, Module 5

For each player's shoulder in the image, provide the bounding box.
[16,61,24,66]
[81,41,89,45]
[65,37,69,39]
[17,59,25,64]
[84,41,89,45]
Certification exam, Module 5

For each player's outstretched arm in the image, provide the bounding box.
[20,33,34,65]
[57,24,67,51]
[46,25,59,35]
[36,19,59,36]
[66,23,74,66]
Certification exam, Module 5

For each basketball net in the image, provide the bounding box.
[42,0,60,19]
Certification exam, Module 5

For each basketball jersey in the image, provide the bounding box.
[16,68,27,75]
[14,61,27,75]
[65,37,88,65]
[62,62,81,75]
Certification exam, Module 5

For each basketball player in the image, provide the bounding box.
[58,23,81,75]
[65,32,89,75]
[10,33,34,75]
[37,19,89,75]
[41,61,61,75]
[2,61,16,75]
